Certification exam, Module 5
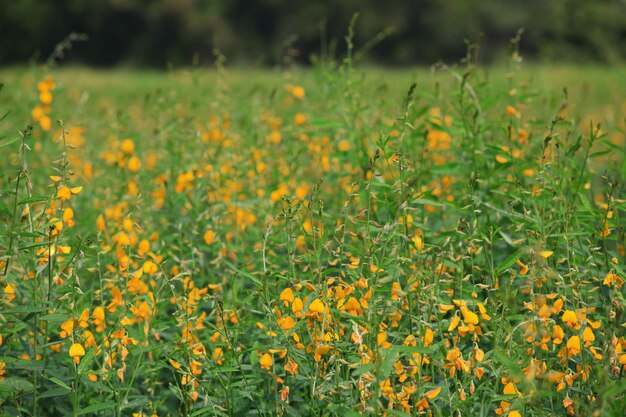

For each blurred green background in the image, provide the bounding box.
[2,0,626,67]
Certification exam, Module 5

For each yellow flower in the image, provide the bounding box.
[168,358,182,369]
[506,105,517,116]
[307,298,325,314]
[291,86,305,99]
[279,287,295,304]
[495,400,511,414]
[561,310,579,329]
[31,106,44,121]
[127,271,149,295]
[423,328,435,347]
[40,116,52,131]
[203,229,216,245]
[63,208,75,227]
[377,332,392,349]
[340,297,362,316]
[439,304,454,313]
[313,345,332,361]
[190,360,203,376]
[69,343,86,364]
[96,214,106,231]
[142,260,158,274]
[131,301,152,321]
[589,346,603,360]
[566,335,581,356]
[477,302,491,320]
[3,283,15,301]
[267,131,282,145]
[57,186,72,200]
[496,155,509,164]
[40,91,53,105]
[260,353,273,370]
[60,319,74,338]
[412,234,424,250]
[120,139,135,154]
[461,306,479,325]
[582,327,595,346]
[444,348,469,377]
[294,113,307,125]
[294,184,309,200]
[516,259,529,275]
[448,315,460,332]
[552,325,565,344]
[424,387,441,399]
[603,271,624,288]
[539,250,553,259]
[292,297,304,318]
[503,381,520,396]
[107,286,123,313]
[77,309,90,328]
[391,282,402,300]
[277,316,296,331]
[92,306,106,332]
[284,357,299,375]
[127,156,141,173]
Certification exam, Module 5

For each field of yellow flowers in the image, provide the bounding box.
[1,59,626,417]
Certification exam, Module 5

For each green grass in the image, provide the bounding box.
[1,61,626,417]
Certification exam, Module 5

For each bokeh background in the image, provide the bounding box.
[2,0,626,67]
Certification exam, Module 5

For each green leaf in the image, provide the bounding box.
[191,406,228,417]
[0,377,35,393]
[378,350,398,378]
[78,348,96,375]
[19,231,45,238]
[386,410,412,417]
[17,241,53,251]
[352,363,376,376]
[78,403,115,415]
[0,322,26,334]
[589,149,611,158]
[329,405,362,417]
[225,261,262,287]
[280,402,304,417]
[18,196,49,205]
[39,387,71,399]
[310,119,344,129]
[493,350,525,382]
[411,198,451,208]
[39,313,67,322]
[0,136,19,149]
[121,397,150,410]
[44,375,72,391]
[496,249,522,275]
[169,384,184,402]
[4,305,49,314]
[389,345,433,355]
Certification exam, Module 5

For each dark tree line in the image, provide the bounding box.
[2,0,625,67]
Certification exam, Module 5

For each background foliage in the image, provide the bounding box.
[2,0,626,67]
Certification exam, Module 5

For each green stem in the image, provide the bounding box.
[3,173,21,276]
[72,363,80,417]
